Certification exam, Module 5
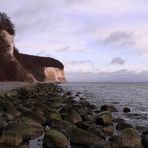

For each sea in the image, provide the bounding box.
[60,82,148,128]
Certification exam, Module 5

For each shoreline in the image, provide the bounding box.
[0,83,147,148]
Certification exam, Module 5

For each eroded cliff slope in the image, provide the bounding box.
[0,12,65,82]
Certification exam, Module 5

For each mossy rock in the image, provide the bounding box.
[66,109,82,124]
[43,128,69,148]
[121,128,142,148]
[20,117,44,140]
[95,112,112,126]
[46,112,62,122]
[0,123,23,146]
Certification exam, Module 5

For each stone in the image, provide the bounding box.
[46,112,62,122]
[123,107,131,113]
[66,109,82,124]
[70,127,105,146]
[100,105,118,112]
[95,111,112,126]
[20,117,44,140]
[109,135,122,148]
[141,131,148,148]
[121,128,142,148]
[100,126,114,136]
[0,123,23,147]
[116,123,133,131]
[43,128,69,148]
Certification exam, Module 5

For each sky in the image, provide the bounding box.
[1,0,148,82]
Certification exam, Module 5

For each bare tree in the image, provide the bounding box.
[0,12,15,35]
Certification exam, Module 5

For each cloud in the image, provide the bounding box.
[103,31,134,48]
[66,69,148,82]
[111,57,125,65]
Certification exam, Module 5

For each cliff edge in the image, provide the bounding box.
[0,12,65,82]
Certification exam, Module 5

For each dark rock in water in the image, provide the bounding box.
[113,118,125,123]
[75,92,81,97]
[43,128,69,148]
[100,126,114,136]
[76,121,93,130]
[0,123,23,147]
[90,141,111,148]
[65,91,72,96]
[50,120,76,137]
[87,126,105,139]
[100,105,118,112]
[69,126,106,147]
[109,135,122,148]
[116,123,133,131]
[66,109,82,124]
[95,111,112,126]
[121,128,142,148]
[136,126,148,133]
[0,101,21,118]
[123,107,131,113]
[141,131,148,148]
[22,109,45,124]
[0,118,8,135]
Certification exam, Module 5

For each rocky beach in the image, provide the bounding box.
[0,83,147,148]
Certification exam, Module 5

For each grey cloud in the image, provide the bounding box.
[66,70,148,82]
[103,31,135,47]
[68,60,93,65]
[111,57,125,65]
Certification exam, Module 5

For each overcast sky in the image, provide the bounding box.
[1,0,148,82]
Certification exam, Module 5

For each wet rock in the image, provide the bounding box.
[46,112,62,122]
[76,121,93,130]
[109,135,122,148]
[70,127,105,147]
[121,128,142,148]
[95,111,112,126]
[65,91,72,96]
[113,118,125,123]
[87,126,105,139]
[75,92,81,97]
[0,118,8,135]
[43,128,69,148]
[101,105,118,112]
[100,126,114,136]
[22,109,45,124]
[20,117,44,140]
[141,131,148,148]
[0,101,21,118]
[0,123,23,147]
[50,120,76,137]
[66,109,82,124]
[116,122,133,131]
[123,107,131,113]
[90,141,111,148]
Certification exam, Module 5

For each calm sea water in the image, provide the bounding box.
[61,82,148,127]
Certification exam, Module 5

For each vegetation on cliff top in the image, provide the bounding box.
[0,12,15,35]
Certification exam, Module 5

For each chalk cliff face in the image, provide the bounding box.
[0,13,65,82]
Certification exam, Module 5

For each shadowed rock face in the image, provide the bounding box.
[0,13,65,82]
[14,50,65,82]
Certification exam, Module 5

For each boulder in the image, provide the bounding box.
[66,109,82,124]
[116,122,133,131]
[121,128,142,148]
[123,107,131,113]
[0,123,23,147]
[100,105,118,112]
[95,111,112,126]
[43,128,69,148]
[141,131,148,148]
[70,127,105,146]
[46,112,62,122]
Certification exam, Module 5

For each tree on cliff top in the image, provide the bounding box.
[0,12,15,35]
